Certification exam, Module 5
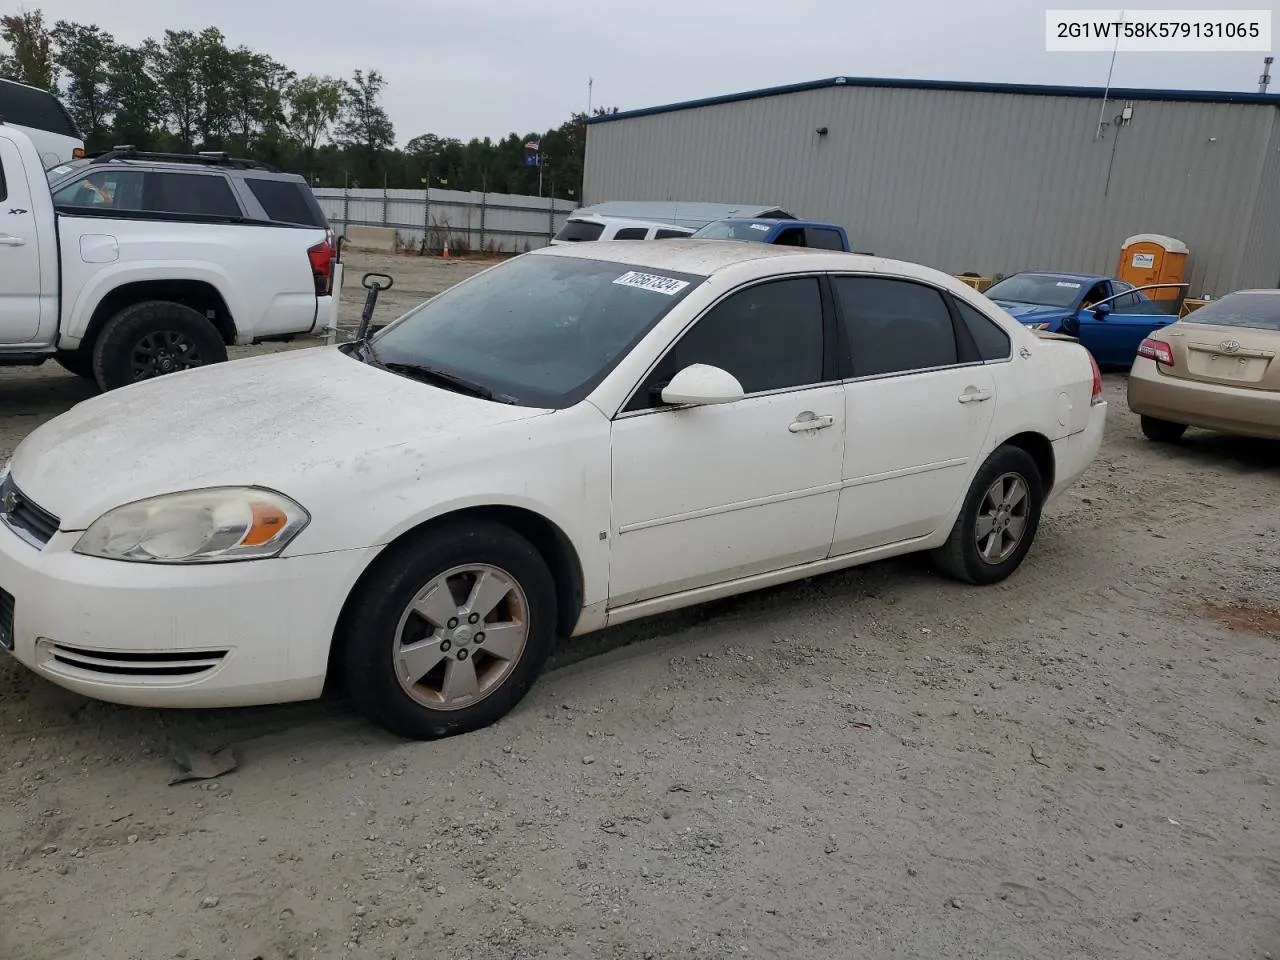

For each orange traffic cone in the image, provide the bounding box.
[442,240,450,261]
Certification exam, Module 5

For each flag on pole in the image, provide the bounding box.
[524,140,540,151]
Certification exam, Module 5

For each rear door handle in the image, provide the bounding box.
[958,387,992,404]
[789,412,835,433]
[0,236,26,247]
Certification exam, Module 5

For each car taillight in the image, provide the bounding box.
[1137,337,1174,368]
[1088,351,1103,404]
[307,238,335,297]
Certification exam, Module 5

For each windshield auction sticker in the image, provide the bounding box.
[613,271,691,295]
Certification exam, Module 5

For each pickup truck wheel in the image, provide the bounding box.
[930,445,1044,586]
[55,350,95,380]
[339,520,557,740]
[92,300,227,391]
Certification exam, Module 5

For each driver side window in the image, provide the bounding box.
[625,277,826,412]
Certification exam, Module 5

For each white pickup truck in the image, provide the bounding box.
[0,122,339,390]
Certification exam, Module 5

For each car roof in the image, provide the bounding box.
[531,237,851,276]
[1225,288,1280,297]
[569,214,690,229]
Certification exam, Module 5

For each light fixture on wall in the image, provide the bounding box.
[816,126,829,137]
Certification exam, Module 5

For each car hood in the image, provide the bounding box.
[9,347,552,529]
[991,300,1073,326]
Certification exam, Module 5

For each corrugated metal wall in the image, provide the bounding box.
[1239,111,1280,290]
[314,188,576,254]
[584,86,1280,294]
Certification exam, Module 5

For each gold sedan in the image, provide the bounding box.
[1127,289,1280,442]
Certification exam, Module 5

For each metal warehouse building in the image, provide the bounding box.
[583,77,1280,295]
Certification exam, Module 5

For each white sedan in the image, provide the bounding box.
[0,241,1106,739]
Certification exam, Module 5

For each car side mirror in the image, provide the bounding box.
[1093,302,1113,320]
[660,364,745,406]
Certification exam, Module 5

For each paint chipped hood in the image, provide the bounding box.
[7,347,552,530]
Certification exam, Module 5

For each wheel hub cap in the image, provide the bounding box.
[392,564,529,711]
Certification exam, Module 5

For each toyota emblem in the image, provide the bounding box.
[1220,339,1241,354]
[1,488,16,515]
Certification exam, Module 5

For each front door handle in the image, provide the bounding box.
[789,412,835,433]
[958,387,992,404]
[0,235,26,247]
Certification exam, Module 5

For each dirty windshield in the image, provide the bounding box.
[1183,292,1280,331]
[369,254,704,408]
[984,273,1084,308]
[691,220,774,242]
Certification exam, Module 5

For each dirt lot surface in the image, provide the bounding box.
[1,250,1278,960]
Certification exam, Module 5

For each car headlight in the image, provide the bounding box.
[73,487,310,564]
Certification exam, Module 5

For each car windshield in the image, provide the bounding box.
[1184,293,1280,331]
[367,254,705,408]
[985,274,1085,308]
[691,221,772,242]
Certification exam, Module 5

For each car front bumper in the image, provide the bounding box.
[0,521,377,709]
[1128,359,1280,440]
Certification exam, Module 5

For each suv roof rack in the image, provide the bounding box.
[90,145,279,173]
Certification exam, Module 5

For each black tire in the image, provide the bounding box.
[930,445,1044,586]
[1140,415,1187,443]
[55,349,95,380]
[339,520,558,740]
[91,300,227,391]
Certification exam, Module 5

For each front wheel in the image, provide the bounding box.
[1140,415,1187,442]
[339,521,558,740]
[930,445,1044,585]
[92,300,228,391]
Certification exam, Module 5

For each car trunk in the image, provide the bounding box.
[1159,321,1280,392]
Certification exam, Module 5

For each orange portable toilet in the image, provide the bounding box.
[1116,234,1188,301]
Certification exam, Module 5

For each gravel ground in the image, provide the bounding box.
[0,250,1277,960]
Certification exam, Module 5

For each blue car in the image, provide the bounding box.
[984,272,1185,368]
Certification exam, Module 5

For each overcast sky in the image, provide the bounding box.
[30,0,1280,144]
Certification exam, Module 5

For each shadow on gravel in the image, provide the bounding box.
[0,369,98,419]
[1142,431,1280,473]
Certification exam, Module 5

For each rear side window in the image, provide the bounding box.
[52,170,146,211]
[612,227,647,240]
[833,276,959,377]
[0,80,79,137]
[773,227,806,246]
[654,228,690,239]
[245,177,326,227]
[954,299,1012,361]
[555,219,604,242]
[804,228,845,251]
[148,172,241,219]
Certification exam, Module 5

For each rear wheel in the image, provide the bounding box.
[340,521,557,740]
[1140,415,1187,442]
[92,300,227,391]
[930,445,1044,585]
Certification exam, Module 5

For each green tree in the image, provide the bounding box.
[285,74,342,177]
[51,21,116,144]
[336,69,395,181]
[107,40,160,149]
[225,47,292,154]
[0,10,55,90]
[152,29,202,149]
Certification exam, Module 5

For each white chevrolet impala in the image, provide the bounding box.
[0,241,1106,739]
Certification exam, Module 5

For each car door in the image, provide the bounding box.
[608,275,846,608]
[829,275,1000,555]
[0,136,47,343]
[1074,282,1181,367]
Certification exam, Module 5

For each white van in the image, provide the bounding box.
[0,78,84,168]
[549,215,694,246]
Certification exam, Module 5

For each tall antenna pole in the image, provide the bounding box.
[1261,56,1274,95]
[587,77,593,116]
[1095,10,1125,140]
